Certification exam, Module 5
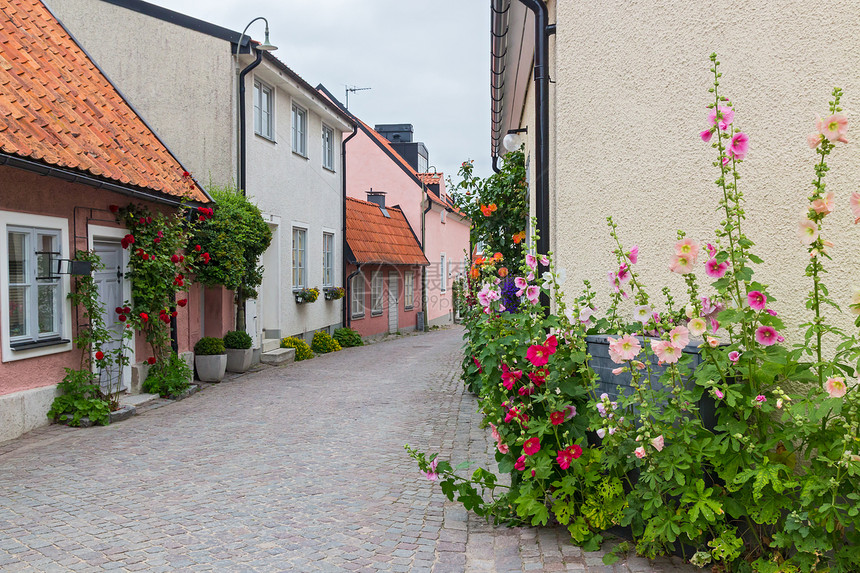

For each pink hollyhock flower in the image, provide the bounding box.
[727,132,749,160]
[669,326,690,349]
[527,272,535,281]
[425,458,439,481]
[755,395,767,406]
[825,376,847,398]
[526,344,551,367]
[514,277,529,292]
[670,254,695,275]
[525,285,540,304]
[706,336,719,348]
[523,437,540,456]
[550,411,566,425]
[596,428,606,439]
[755,326,779,346]
[633,305,652,323]
[608,271,621,293]
[798,220,818,245]
[525,254,537,270]
[811,192,835,216]
[700,129,714,142]
[608,334,642,362]
[818,113,848,143]
[651,435,665,452]
[688,317,707,337]
[628,245,639,264]
[807,132,823,148]
[514,455,526,471]
[497,442,509,454]
[674,238,700,259]
[650,339,681,364]
[540,256,550,266]
[850,192,860,224]
[747,291,767,311]
[556,448,574,470]
[634,446,647,459]
[705,258,729,279]
[611,367,625,375]
[477,284,492,307]
[714,388,724,399]
[579,306,595,324]
[490,423,501,442]
[501,364,522,390]
[709,106,735,130]
[728,350,740,364]
[705,243,717,258]
[565,405,577,420]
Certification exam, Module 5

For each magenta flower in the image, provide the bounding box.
[755,325,779,346]
[501,364,522,390]
[825,376,847,398]
[728,350,740,364]
[709,106,735,130]
[755,395,767,406]
[747,291,767,311]
[608,271,621,293]
[628,245,639,264]
[617,264,631,283]
[564,405,577,420]
[523,437,540,456]
[525,254,537,270]
[526,344,551,367]
[714,388,725,399]
[425,458,439,481]
[514,455,526,471]
[705,258,729,279]
[700,129,713,142]
[525,285,540,304]
[514,276,528,292]
[539,255,550,267]
[550,411,566,425]
[705,243,717,258]
[728,132,749,160]
[556,445,583,470]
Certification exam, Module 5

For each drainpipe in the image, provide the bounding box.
[421,191,433,331]
[345,264,362,328]
[341,123,359,328]
[491,155,501,174]
[237,47,263,196]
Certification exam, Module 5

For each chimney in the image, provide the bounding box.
[366,189,386,207]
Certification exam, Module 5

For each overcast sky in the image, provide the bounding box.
[145,0,492,182]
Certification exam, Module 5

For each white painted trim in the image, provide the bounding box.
[0,210,73,362]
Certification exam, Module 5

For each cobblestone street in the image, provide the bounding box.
[0,326,697,572]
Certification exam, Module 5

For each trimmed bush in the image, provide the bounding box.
[333,327,363,348]
[311,331,342,354]
[280,336,313,361]
[223,330,253,350]
[194,336,225,356]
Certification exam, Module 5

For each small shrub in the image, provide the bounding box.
[47,369,110,426]
[223,330,252,350]
[143,352,193,398]
[334,327,364,348]
[194,336,225,355]
[311,331,342,354]
[281,336,314,361]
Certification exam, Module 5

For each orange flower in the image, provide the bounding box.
[480,204,492,216]
[489,203,497,212]
[493,252,503,261]
[474,256,486,265]
[498,267,508,277]
[513,231,526,244]
[470,266,480,279]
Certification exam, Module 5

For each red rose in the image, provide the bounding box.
[182,170,191,178]
[171,254,180,263]
[109,205,119,213]
[123,306,131,313]
[179,255,185,262]
[146,217,152,224]
[147,357,156,365]
[176,299,188,307]
[177,274,184,280]
[95,351,104,360]
[139,218,146,225]
[171,311,177,318]
[201,252,211,264]
[115,307,123,314]
[118,314,127,322]
[153,238,161,244]
[139,312,149,322]
[160,314,170,324]
[194,245,201,252]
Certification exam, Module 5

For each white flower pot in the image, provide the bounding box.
[225,348,252,373]
[195,354,227,382]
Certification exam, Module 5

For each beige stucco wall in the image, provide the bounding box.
[47,0,236,186]
[534,0,860,346]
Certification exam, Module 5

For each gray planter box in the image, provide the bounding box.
[225,348,253,373]
[195,354,227,382]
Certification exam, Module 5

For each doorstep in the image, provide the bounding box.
[119,393,160,408]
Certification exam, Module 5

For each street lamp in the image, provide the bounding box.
[235,17,278,58]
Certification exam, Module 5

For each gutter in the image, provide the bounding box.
[237,48,263,196]
[341,123,359,328]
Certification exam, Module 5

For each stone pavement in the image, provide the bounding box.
[0,326,699,572]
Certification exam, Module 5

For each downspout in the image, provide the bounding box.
[422,190,432,331]
[341,123,359,328]
[237,47,263,196]
[491,155,501,174]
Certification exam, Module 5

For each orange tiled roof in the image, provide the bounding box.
[417,172,442,186]
[0,0,208,202]
[346,197,429,266]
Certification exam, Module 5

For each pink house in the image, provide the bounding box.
[0,0,224,442]
[317,86,471,328]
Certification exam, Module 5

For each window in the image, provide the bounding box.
[292,227,307,289]
[441,210,446,224]
[292,104,307,156]
[371,271,383,316]
[440,254,447,293]
[404,271,414,309]
[254,80,273,140]
[322,124,335,170]
[7,227,62,344]
[351,273,365,318]
[322,233,334,287]
[417,154,428,174]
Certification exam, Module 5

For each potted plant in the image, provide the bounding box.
[224,330,253,373]
[194,336,227,382]
[294,287,320,304]
[323,286,345,301]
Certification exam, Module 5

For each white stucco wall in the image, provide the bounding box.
[516,0,860,346]
[47,0,236,186]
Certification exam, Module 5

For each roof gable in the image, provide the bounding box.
[346,197,428,266]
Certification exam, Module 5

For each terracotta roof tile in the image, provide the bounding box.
[0,0,208,202]
[346,197,428,266]
[417,172,442,186]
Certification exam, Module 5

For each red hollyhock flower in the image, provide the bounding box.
[153,238,161,244]
[109,205,119,213]
[526,344,551,367]
[176,299,188,307]
[545,334,558,353]
[171,254,180,263]
[528,368,548,387]
[523,437,541,456]
[147,357,156,365]
[557,448,574,470]
[514,455,526,471]
[95,351,104,360]
[139,312,149,322]
[549,411,566,425]
[472,356,482,373]
[146,217,152,224]
[501,364,522,390]
[569,444,583,459]
[138,218,146,225]
[179,255,185,262]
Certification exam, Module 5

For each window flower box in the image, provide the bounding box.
[294,287,319,304]
[323,286,345,301]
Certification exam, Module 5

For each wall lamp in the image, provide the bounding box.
[502,127,528,152]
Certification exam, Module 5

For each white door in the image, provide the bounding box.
[93,241,128,394]
[388,272,398,334]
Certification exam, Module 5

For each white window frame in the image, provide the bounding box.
[1,211,72,362]
[351,272,365,319]
[254,79,274,140]
[322,124,335,171]
[292,227,307,290]
[292,103,307,157]
[370,271,384,316]
[403,271,414,310]
[322,232,334,287]
[440,253,447,293]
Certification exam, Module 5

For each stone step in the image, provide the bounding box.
[260,347,295,365]
[119,393,159,407]
[261,338,281,353]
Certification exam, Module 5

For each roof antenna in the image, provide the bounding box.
[345,85,371,109]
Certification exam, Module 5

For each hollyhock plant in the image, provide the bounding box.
[818,113,848,143]
[825,376,847,398]
[728,350,740,364]
[525,254,537,270]
[709,105,734,130]
[668,326,689,349]
[651,435,665,452]
[688,317,707,337]
[628,245,639,264]
[674,238,700,260]
[550,411,566,425]
[755,325,779,346]
[798,219,819,245]
[747,291,767,311]
[669,254,695,275]
[523,437,540,456]
[501,364,522,390]
[727,132,749,160]
[811,191,835,215]
[607,334,642,363]
[634,447,646,459]
[650,339,681,364]
[705,258,729,278]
